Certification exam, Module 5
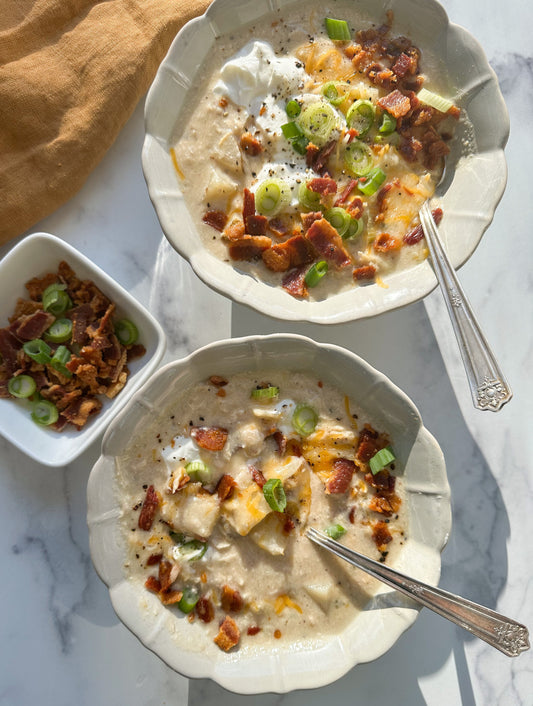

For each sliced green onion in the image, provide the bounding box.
[169,531,187,545]
[343,217,364,240]
[178,539,208,561]
[417,87,454,113]
[292,403,318,436]
[291,135,310,155]
[297,101,338,146]
[31,399,59,426]
[298,181,322,211]
[44,318,73,343]
[379,111,397,135]
[304,261,328,287]
[285,99,301,118]
[324,523,346,540]
[344,141,374,176]
[324,207,352,237]
[346,99,375,138]
[42,283,71,316]
[358,166,387,196]
[325,17,351,41]
[8,375,36,399]
[369,446,396,475]
[115,319,139,346]
[322,82,345,106]
[50,345,72,378]
[23,339,52,365]
[255,178,291,217]
[281,121,303,140]
[262,478,287,513]
[178,586,199,614]
[251,386,279,400]
[185,460,211,484]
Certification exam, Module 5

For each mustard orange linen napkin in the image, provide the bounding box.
[0,0,211,245]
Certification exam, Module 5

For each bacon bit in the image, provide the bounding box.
[144,576,161,593]
[146,553,163,566]
[282,266,308,298]
[367,470,396,492]
[247,626,261,636]
[345,128,359,143]
[305,218,351,268]
[301,211,323,232]
[243,188,255,221]
[160,589,183,605]
[326,458,356,494]
[217,474,236,501]
[399,135,423,162]
[262,235,315,272]
[245,214,268,235]
[279,512,296,534]
[306,140,336,175]
[202,210,228,232]
[221,585,243,613]
[378,89,412,118]
[372,521,393,549]
[223,220,246,241]
[307,176,337,195]
[249,465,266,488]
[404,208,443,245]
[346,198,364,220]
[392,52,416,78]
[335,179,359,206]
[219,97,228,108]
[158,560,179,592]
[196,596,215,623]
[353,264,376,281]
[240,132,263,155]
[356,425,379,462]
[271,430,286,455]
[228,235,272,260]
[216,388,226,397]
[190,425,228,451]
[268,217,289,239]
[274,629,282,639]
[368,495,395,516]
[209,375,228,387]
[286,439,302,456]
[138,485,160,530]
[15,310,56,341]
[374,233,401,253]
[348,506,356,524]
[214,616,240,651]
[376,181,395,213]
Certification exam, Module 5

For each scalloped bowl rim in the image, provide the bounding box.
[87,333,451,693]
[142,0,509,324]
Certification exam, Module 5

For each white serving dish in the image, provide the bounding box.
[0,232,166,466]
[142,0,509,324]
[87,333,451,693]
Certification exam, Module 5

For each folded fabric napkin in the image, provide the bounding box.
[0,0,211,245]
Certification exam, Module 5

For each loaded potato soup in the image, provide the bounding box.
[117,371,406,652]
[174,5,459,299]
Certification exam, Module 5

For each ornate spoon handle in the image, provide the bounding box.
[419,203,512,411]
[306,528,529,657]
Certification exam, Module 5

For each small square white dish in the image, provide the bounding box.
[0,232,166,467]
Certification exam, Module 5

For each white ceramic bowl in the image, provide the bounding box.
[87,334,451,693]
[0,232,166,466]
[142,0,509,324]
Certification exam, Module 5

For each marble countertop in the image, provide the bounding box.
[0,0,531,704]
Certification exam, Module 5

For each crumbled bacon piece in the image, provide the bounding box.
[403,208,443,245]
[372,521,393,549]
[245,214,268,235]
[214,616,240,651]
[374,233,401,253]
[271,430,286,455]
[240,132,263,155]
[61,396,102,429]
[279,513,296,534]
[262,235,315,272]
[144,576,162,593]
[391,52,417,78]
[335,180,359,206]
[399,135,423,162]
[247,626,261,636]
[138,485,160,531]
[353,265,376,281]
[209,375,228,387]
[196,596,215,623]
[326,458,356,494]
[306,140,336,175]
[146,553,163,566]
[14,310,56,341]
[282,267,308,298]
[242,188,255,221]
[190,425,228,451]
[160,589,183,605]
[348,506,356,524]
[223,220,246,241]
[217,474,236,501]
[228,235,272,260]
[301,211,323,232]
[249,465,266,488]
[158,560,179,592]
[307,177,337,195]
[378,89,412,118]
[202,210,228,232]
[221,585,243,613]
[305,218,351,268]
[268,217,289,239]
[356,425,380,462]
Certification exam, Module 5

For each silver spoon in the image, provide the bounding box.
[306,527,529,657]
[419,199,512,411]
